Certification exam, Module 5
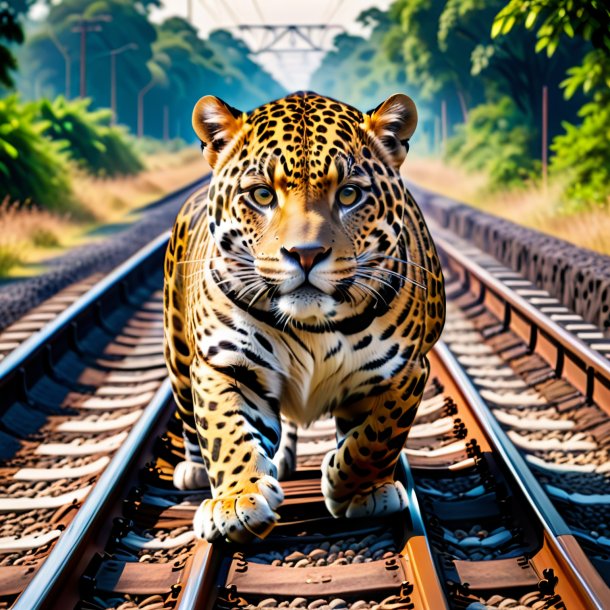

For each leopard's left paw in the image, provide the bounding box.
[342,480,408,518]
[192,474,283,543]
[321,450,408,518]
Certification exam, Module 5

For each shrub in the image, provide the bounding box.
[0,245,22,277]
[551,97,610,211]
[131,136,189,156]
[38,97,143,177]
[445,97,539,190]
[0,95,74,210]
[31,227,60,248]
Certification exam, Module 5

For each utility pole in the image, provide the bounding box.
[137,79,156,138]
[163,105,169,141]
[110,43,137,125]
[187,0,193,23]
[72,14,112,98]
[542,85,548,194]
[441,100,448,153]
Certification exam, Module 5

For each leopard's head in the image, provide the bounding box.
[193,91,417,327]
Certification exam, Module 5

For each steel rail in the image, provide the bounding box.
[434,341,610,610]
[0,230,170,384]
[12,379,173,610]
[433,232,610,391]
[176,542,218,610]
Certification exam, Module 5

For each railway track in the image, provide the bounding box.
[0,181,609,609]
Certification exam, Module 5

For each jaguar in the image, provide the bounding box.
[163,91,445,542]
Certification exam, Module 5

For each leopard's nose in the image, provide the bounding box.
[281,245,331,274]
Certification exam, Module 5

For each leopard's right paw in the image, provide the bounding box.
[173,460,208,490]
[192,474,283,543]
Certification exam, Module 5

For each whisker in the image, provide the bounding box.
[354,271,400,295]
[351,279,387,307]
[358,253,432,276]
[357,267,427,292]
[235,280,266,302]
[247,284,270,310]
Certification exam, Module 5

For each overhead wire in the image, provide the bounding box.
[322,0,345,25]
[251,0,265,24]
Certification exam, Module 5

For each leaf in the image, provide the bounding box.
[546,38,559,57]
[491,18,504,39]
[535,37,548,53]
[563,22,575,37]
[525,11,538,29]
[502,15,516,35]
[1,141,19,159]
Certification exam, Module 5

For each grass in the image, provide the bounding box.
[0,147,209,277]
[0,198,74,277]
[403,156,610,256]
[74,147,206,224]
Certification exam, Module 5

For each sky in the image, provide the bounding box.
[149,0,393,91]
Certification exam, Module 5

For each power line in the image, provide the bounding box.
[250,0,265,24]
[323,0,345,26]
[220,0,241,27]
[196,0,220,26]
[236,24,344,54]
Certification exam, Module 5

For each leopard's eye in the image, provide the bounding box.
[336,184,362,208]
[251,186,275,207]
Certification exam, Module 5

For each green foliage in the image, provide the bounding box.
[142,19,284,139]
[551,98,610,209]
[0,245,22,276]
[0,95,74,210]
[494,0,610,209]
[0,0,35,87]
[493,0,610,56]
[31,227,60,247]
[20,0,157,131]
[310,8,412,112]
[562,49,610,100]
[38,96,142,176]
[446,97,538,189]
[131,136,189,156]
[16,3,284,139]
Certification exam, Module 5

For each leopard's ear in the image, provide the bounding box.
[364,94,417,169]
[192,96,245,168]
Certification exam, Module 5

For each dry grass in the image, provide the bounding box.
[0,148,209,276]
[75,147,207,223]
[0,197,75,275]
[404,156,610,255]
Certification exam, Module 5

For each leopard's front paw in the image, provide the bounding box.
[192,474,284,542]
[173,460,208,490]
[321,449,408,518]
[342,480,408,518]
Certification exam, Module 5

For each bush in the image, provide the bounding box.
[131,136,190,156]
[551,97,610,211]
[0,95,74,210]
[38,97,143,177]
[0,245,22,276]
[445,97,539,190]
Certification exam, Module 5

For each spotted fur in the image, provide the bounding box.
[163,92,445,542]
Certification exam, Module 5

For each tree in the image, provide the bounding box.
[17,0,158,132]
[207,29,285,109]
[494,0,610,207]
[395,0,585,142]
[17,4,285,140]
[141,19,285,140]
[0,0,35,87]
[310,8,414,111]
